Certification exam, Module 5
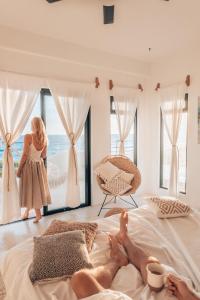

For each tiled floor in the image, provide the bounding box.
[0,196,143,253]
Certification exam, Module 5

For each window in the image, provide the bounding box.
[160,94,188,194]
[110,96,137,163]
[41,89,91,215]
[0,89,91,220]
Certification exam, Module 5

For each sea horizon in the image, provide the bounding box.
[0,134,133,162]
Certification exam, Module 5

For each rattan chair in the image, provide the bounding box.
[96,155,141,216]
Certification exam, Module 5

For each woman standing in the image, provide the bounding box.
[17,117,51,223]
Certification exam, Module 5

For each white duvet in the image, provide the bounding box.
[1,205,200,300]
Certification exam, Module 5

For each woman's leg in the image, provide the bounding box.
[117,211,160,284]
[22,208,30,220]
[71,235,128,299]
[33,208,42,223]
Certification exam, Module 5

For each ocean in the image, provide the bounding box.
[0,135,71,162]
[0,134,134,163]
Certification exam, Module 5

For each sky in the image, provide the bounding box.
[23,95,66,135]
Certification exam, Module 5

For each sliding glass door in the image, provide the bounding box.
[41,89,91,215]
[0,89,91,224]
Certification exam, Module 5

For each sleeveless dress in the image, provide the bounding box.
[19,140,51,209]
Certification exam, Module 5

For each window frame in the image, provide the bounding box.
[40,88,91,216]
[110,96,137,164]
[160,93,188,194]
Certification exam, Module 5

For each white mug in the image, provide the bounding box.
[146,263,167,290]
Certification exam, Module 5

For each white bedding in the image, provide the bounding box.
[1,205,200,300]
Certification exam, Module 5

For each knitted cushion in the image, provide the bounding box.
[118,171,134,184]
[29,230,93,284]
[95,161,122,182]
[102,177,132,195]
[150,197,191,218]
[43,220,98,252]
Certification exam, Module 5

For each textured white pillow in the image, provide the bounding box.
[101,177,132,195]
[95,161,122,182]
[150,197,191,219]
[118,171,134,184]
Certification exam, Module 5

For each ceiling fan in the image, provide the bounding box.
[46,0,170,24]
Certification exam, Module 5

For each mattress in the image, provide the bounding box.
[1,205,200,300]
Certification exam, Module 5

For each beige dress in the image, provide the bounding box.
[19,141,51,209]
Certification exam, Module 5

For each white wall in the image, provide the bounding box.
[147,48,200,209]
[0,25,149,206]
[3,26,199,209]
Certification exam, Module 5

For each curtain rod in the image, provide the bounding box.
[155,75,190,91]
[0,68,100,88]
[108,79,144,92]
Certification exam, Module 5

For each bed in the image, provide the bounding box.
[1,204,200,300]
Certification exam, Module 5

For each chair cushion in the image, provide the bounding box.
[118,171,134,184]
[149,197,191,218]
[95,161,122,182]
[101,177,132,195]
[29,230,93,284]
[43,220,98,252]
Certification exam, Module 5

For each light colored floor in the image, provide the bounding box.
[0,196,144,253]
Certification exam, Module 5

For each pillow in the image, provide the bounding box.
[0,271,6,299]
[101,177,132,195]
[95,161,122,182]
[29,230,93,284]
[118,171,134,184]
[150,197,191,219]
[43,220,98,252]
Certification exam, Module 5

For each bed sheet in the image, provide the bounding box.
[1,205,200,300]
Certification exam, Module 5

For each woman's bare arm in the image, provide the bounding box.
[17,134,31,177]
[41,144,47,159]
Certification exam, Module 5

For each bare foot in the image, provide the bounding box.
[116,211,128,244]
[33,216,42,223]
[109,235,128,267]
[33,209,42,223]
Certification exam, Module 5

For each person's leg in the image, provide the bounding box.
[117,211,160,284]
[71,235,128,299]
[33,208,42,223]
[71,262,117,299]
[22,208,30,220]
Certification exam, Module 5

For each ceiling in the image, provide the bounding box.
[0,0,200,63]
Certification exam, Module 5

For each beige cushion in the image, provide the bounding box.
[95,161,122,182]
[102,177,132,195]
[150,197,191,218]
[29,230,93,284]
[43,220,98,252]
[118,171,134,184]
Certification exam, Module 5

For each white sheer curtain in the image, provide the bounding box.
[113,87,139,155]
[0,73,40,224]
[50,81,93,208]
[160,84,187,196]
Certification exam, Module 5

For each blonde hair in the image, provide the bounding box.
[31,117,47,147]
